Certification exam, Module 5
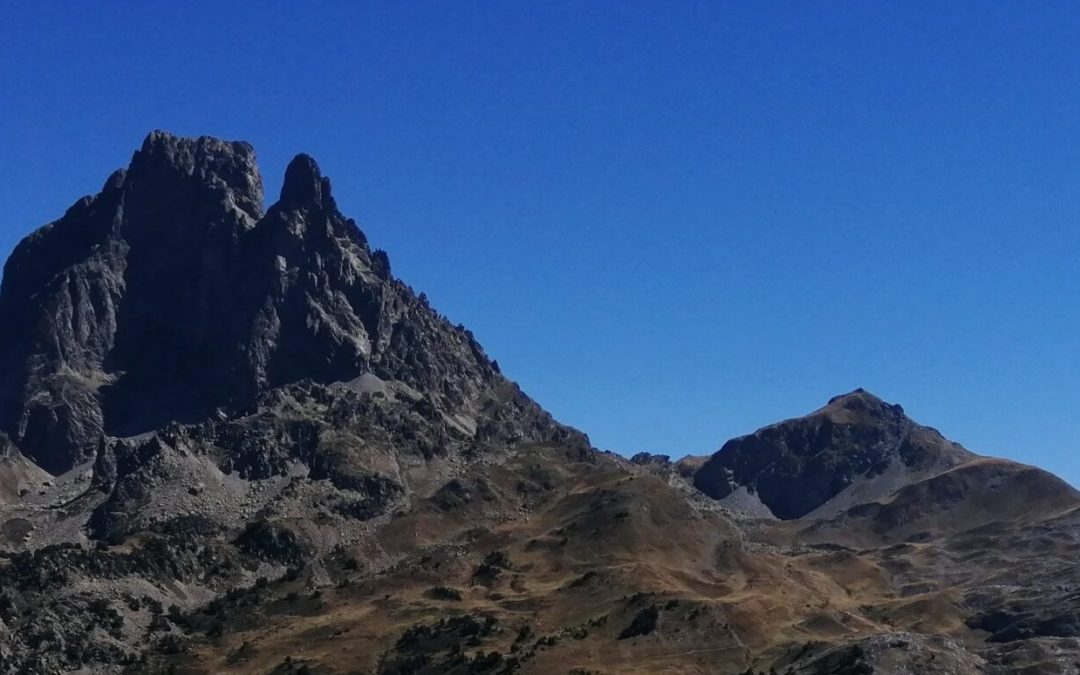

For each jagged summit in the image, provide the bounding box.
[0,131,560,475]
[693,389,973,519]
[132,129,265,220]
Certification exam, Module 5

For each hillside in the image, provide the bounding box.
[0,133,1077,674]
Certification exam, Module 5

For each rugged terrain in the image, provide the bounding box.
[0,132,1078,674]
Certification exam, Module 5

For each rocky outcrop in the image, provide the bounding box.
[693,389,974,519]
[86,375,581,543]
[0,131,528,475]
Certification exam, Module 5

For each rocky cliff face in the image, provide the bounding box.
[0,132,525,475]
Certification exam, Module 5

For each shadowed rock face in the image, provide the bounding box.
[693,389,974,519]
[0,132,506,474]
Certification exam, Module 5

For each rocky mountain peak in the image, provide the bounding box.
[0,132,563,475]
[817,387,906,424]
[693,389,973,519]
[129,130,265,222]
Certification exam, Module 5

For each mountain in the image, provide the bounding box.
[693,389,975,520]
[0,132,572,476]
[0,133,1077,675]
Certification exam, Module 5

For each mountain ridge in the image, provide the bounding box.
[0,132,1077,674]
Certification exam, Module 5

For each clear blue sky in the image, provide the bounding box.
[2,2,1078,487]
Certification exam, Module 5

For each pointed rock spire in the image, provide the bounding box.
[279,153,331,209]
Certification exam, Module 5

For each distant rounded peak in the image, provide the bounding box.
[817,388,905,423]
[826,387,882,406]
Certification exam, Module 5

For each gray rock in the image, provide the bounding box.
[693,388,973,519]
[0,131,566,476]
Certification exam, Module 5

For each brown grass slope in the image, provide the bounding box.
[153,428,1080,675]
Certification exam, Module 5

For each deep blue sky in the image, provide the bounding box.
[2,3,1079,486]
